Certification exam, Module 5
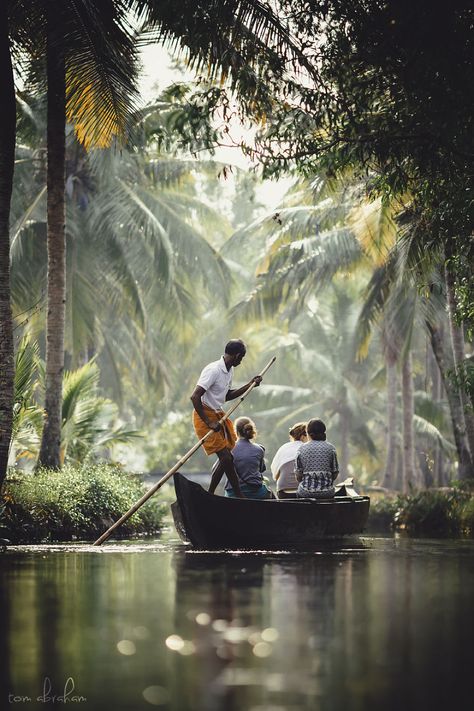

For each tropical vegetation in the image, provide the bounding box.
[0,462,165,543]
[1,1,474,539]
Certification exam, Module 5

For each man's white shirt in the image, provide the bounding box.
[197,357,233,411]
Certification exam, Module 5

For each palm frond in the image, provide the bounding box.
[14,336,40,403]
[10,185,47,255]
[9,337,44,464]
[349,196,398,265]
[413,415,456,455]
[64,0,140,149]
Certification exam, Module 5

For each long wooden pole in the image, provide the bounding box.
[93,356,276,545]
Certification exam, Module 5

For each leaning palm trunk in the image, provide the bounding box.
[38,23,66,468]
[401,350,417,492]
[428,322,473,479]
[0,9,16,489]
[445,265,474,460]
[382,355,399,489]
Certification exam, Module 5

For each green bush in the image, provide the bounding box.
[367,487,474,536]
[394,488,471,536]
[460,497,474,534]
[0,464,166,543]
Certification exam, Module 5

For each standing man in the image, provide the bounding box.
[190,339,262,497]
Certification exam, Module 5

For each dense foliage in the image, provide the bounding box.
[0,463,165,542]
[369,484,474,536]
[2,1,474,516]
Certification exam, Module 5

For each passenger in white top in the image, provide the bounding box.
[190,339,262,499]
[271,422,308,499]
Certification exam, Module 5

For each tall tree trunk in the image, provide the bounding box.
[401,350,417,492]
[339,399,349,480]
[430,344,445,486]
[382,355,398,488]
[428,322,473,479]
[0,8,16,490]
[38,20,66,468]
[445,264,474,460]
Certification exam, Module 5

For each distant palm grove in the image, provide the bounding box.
[1,0,473,496]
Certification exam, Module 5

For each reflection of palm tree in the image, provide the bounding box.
[171,551,266,709]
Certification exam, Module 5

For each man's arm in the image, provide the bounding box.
[226,376,262,401]
[190,386,221,432]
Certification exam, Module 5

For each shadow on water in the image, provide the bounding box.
[1,535,474,710]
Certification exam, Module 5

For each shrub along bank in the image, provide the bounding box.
[0,464,166,543]
[368,484,474,536]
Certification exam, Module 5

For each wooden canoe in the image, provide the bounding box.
[171,472,370,549]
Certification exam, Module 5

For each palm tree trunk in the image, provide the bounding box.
[445,264,474,460]
[401,350,417,492]
[428,322,473,479]
[0,8,16,490]
[339,403,349,480]
[430,345,445,485]
[38,20,66,469]
[382,355,398,488]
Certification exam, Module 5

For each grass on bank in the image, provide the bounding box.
[368,483,474,536]
[0,463,166,543]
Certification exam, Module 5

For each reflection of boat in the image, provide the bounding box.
[171,473,370,549]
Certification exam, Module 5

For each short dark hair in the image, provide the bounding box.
[225,339,246,356]
[307,418,326,440]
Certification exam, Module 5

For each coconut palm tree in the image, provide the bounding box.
[10,89,234,414]
[36,0,140,468]
[0,3,16,490]
[9,336,43,466]
[1,0,307,483]
[8,335,141,466]
[231,175,466,486]
[234,282,383,480]
[444,253,474,461]
[0,1,142,470]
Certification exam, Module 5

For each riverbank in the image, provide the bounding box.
[2,469,474,544]
[0,464,166,544]
[368,484,474,536]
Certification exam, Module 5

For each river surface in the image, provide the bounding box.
[1,525,474,711]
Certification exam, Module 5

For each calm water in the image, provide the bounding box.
[1,527,474,711]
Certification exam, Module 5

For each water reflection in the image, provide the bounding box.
[1,538,474,710]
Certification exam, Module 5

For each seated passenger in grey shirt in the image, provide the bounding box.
[224,417,274,499]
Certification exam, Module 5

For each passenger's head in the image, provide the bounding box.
[235,416,257,440]
[307,418,326,441]
[224,338,247,367]
[289,422,307,442]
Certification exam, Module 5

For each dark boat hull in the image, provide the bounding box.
[171,473,370,549]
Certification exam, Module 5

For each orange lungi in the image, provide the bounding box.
[193,404,237,455]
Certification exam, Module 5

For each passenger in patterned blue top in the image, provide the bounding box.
[295,419,339,499]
